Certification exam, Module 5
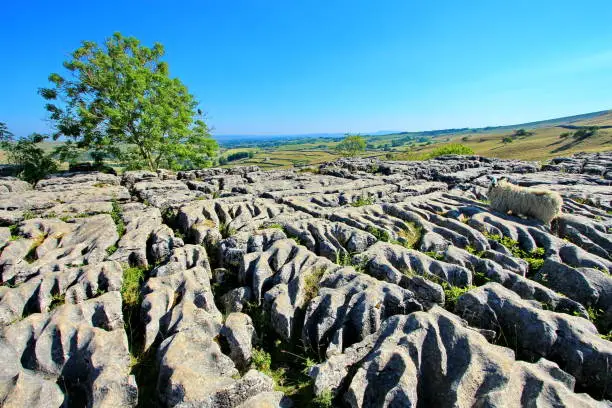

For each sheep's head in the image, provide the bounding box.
[487,176,498,194]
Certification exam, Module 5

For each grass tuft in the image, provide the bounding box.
[442,282,475,312]
[111,198,126,237]
[350,195,375,207]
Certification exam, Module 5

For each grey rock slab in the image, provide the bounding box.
[311,306,607,407]
[220,312,256,370]
[3,292,137,407]
[1,215,118,285]
[220,286,253,314]
[456,282,612,400]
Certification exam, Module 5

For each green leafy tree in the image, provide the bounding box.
[336,134,366,157]
[40,32,218,171]
[0,125,58,185]
[0,122,13,141]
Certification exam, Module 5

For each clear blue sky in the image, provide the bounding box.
[2,0,612,137]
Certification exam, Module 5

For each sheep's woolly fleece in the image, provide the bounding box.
[487,179,563,224]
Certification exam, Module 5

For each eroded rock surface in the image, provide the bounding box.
[0,153,610,407]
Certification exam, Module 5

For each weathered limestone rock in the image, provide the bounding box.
[220,312,256,370]
[456,283,612,400]
[3,292,137,407]
[1,215,118,285]
[310,307,607,407]
[220,286,253,314]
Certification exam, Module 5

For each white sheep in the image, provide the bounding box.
[487,177,563,225]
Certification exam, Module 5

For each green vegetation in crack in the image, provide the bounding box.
[8,224,20,241]
[442,282,476,312]
[24,234,46,263]
[219,221,237,238]
[243,302,326,407]
[350,195,374,207]
[120,264,159,407]
[423,251,444,261]
[111,197,126,237]
[303,266,326,303]
[367,225,390,242]
[395,222,422,249]
[485,233,545,273]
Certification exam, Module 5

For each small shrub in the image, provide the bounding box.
[486,233,545,273]
[24,234,46,263]
[49,293,65,311]
[251,348,272,373]
[8,225,20,241]
[335,250,352,266]
[426,144,474,159]
[502,137,513,144]
[0,132,58,186]
[312,389,334,408]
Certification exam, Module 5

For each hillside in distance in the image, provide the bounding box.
[221,109,612,168]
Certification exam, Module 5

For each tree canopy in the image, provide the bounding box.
[40,32,218,171]
[336,134,366,157]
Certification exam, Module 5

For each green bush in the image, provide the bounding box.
[0,130,58,186]
[426,144,474,159]
[336,134,366,157]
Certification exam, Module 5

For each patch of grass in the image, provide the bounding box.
[335,250,352,266]
[303,267,326,302]
[424,251,444,261]
[111,197,126,237]
[442,282,475,312]
[49,293,65,311]
[485,233,545,273]
[219,221,236,238]
[121,266,146,307]
[473,270,491,286]
[106,245,118,256]
[367,225,390,242]
[22,210,36,220]
[252,347,273,373]
[243,302,322,406]
[24,234,46,263]
[350,195,375,207]
[396,222,422,249]
[586,306,608,334]
[93,182,111,188]
[298,167,320,174]
[312,389,334,408]
[8,224,20,241]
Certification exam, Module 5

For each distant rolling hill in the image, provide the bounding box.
[389,109,612,162]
